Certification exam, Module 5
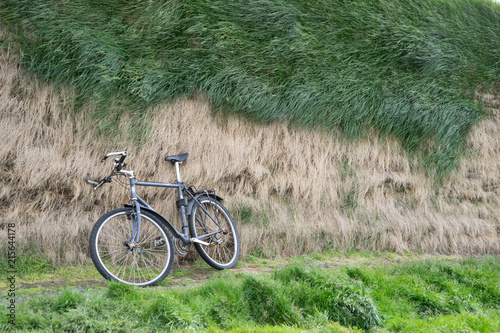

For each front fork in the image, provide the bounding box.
[129,177,142,247]
[130,199,142,245]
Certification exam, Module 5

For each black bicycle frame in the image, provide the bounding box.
[128,178,222,245]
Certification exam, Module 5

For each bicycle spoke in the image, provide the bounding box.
[128,256,134,283]
[109,220,129,239]
[211,202,221,227]
[134,256,141,283]
[138,253,158,280]
[143,248,168,262]
[118,219,133,239]
[196,213,209,233]
[98,245,127,249]
[136,259,148,283]
[137,232,163,247]
[99,248,125,256]
[114,251,132,280]
[140,254,166,271]
[99,233,126,243]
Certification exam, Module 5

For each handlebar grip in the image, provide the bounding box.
[86,173,99,186]
[101,151,128,163]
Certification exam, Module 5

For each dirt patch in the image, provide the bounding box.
[19,279,107,290]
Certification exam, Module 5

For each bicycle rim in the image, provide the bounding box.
[191,198,239,268]
[94,210,172,286]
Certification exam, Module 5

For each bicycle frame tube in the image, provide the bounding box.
[128,178,223,245]
[134,180,190,238]
[134,181,180,189]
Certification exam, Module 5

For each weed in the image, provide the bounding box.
[235,203,270,227]
[243,274,302,326]
[52,289,85,313]
[106,281,138,299]
[146,294,202,331]
[0,242,53,277]
[237,205,254,224]
[273,265,382,330]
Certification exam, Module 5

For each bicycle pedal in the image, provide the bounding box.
[209,239,223,247]
[153,236,165,247]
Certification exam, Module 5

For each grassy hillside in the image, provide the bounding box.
[0,0,499,264]
[0,37,499,265]
[1,0,499,177]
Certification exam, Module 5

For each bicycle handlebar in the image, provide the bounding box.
[85,173,99,186]
[86,151,128,190]
[100,151,127,163]
[86,173,112,190]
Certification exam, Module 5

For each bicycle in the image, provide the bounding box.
[85,151,240,286]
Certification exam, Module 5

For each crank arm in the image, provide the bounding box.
[190,238,222,247]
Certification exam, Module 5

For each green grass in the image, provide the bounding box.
[0,242,53,277]
[171,269,193,278]
[1,256,499,332]
[1,0,499,178]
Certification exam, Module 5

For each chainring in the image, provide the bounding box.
[174,238,191,257]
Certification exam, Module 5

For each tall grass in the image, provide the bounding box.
[1,0,499,177]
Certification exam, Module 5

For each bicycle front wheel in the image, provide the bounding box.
[89,208,174,286]
[188,196,240,270]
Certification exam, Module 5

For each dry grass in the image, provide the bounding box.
[0,35,499,265]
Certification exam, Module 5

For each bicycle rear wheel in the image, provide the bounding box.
[89,208,174,286]
[188,196,240,270]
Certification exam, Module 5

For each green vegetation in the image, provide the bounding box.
[2,255,499,332]
[0,242,53,277]
[0,253,52,277]
[1,0,499,177]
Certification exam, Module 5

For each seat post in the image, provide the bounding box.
[174,162,182,183]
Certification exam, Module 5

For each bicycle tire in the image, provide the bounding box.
[188,196,240,270]
[89,207,174,286]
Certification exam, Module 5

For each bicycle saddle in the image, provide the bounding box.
[165,153,189,163]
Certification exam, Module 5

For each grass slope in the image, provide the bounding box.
[1,255,499,332]
[1,0,499,178]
